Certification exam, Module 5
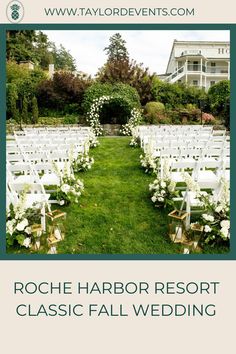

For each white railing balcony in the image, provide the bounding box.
[205,66,228,74]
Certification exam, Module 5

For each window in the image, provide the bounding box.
[193,80,198,86]
[210,81,216,87]
[193,61,199,71]
[210,62,216,73]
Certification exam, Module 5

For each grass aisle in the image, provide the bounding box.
[59,136,177,254]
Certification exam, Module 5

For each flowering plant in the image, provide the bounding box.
[149,177,179,208]
[130,136,140,148]
[72,152,94,172]
[87,96,114,136]
[52,163,84,205]
[182,173,230,245]
[89,132,100,148]
[6,190,41,249]
[140,153,159,174]
[197,179,230,245]
[120,108,142,136]
[202,112,215,124]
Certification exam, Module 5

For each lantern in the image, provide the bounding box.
[168,210,189,243]
[46,210,66,254]
[190,223,203,251]
[31,224,43,250]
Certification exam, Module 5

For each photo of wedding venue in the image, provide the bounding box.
[6,30,230,255]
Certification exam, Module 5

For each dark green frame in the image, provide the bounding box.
[0,23,234,260]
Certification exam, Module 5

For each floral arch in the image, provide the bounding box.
[86,95,142,136]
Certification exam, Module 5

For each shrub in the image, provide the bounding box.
[208,80,230,128]
[144,101,165,124]
[151,78,207,109]
[63,115,78,124]
[202,113,216,124]
[82,82,140,115]
[38,117,64,125]
[37,72,92,115]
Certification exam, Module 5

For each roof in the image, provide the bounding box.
[173,40,230,45]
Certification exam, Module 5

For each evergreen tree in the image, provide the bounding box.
[104,33,129,62]
[22,96,28,123]
[6,30,77,71]
[32,96,39,124]
[8,83,20,122]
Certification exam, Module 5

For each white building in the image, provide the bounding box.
[162,40,230,90]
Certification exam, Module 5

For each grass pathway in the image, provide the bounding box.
[58,137,176,254]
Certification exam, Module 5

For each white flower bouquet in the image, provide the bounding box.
[183,173,230,245]
[72,152,94,172]
[140,153,159,174]
[149,177,179,208]
[52,163,84,205]
[6,191,41,249]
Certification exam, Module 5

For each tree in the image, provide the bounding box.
[22,96,29,123]
[6,30,38,63]
[37,72,92,114]
[208,80,230,118]
[52,44,76,71]
[97,59,155,105]
[6,30,77,71]
[151,78,206,108]
[98,33,155,105]
[104,33,129,62]
[32,96,39,124]
[7,83,20,122]
[6,61,46,119]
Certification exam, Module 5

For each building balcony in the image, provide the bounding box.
[186,64,228,74]
[165,63,229,84]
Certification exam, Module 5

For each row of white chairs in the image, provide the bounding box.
[7,127,94,231]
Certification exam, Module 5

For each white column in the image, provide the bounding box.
[228,61,230,80]
[205,61,207,89]
[200,58,203,88]
[185,58,188,84]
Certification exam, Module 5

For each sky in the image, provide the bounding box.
[43,30,230,76]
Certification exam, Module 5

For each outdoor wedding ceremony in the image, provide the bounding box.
[6,29,230,255]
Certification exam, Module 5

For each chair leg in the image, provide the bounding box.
[41,204,46,232]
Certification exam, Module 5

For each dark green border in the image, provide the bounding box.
[1,23,234,260]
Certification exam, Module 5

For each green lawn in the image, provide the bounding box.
[57,137,179,254]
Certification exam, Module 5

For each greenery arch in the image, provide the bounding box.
[87,95,142,136]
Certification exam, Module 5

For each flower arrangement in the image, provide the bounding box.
[6,190,42,249]
[196,178,230,244]
[89,132,100,148]
[72,152,94,172]
[149,177,179,208]
[130,136,140,148]
[120,108,142,136]
[52,163,84,205]
[182,173,230,245]
[140,153,159,174]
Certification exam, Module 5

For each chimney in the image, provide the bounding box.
[49,64,55,79]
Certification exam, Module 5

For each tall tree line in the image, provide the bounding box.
[6,30,76,71]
